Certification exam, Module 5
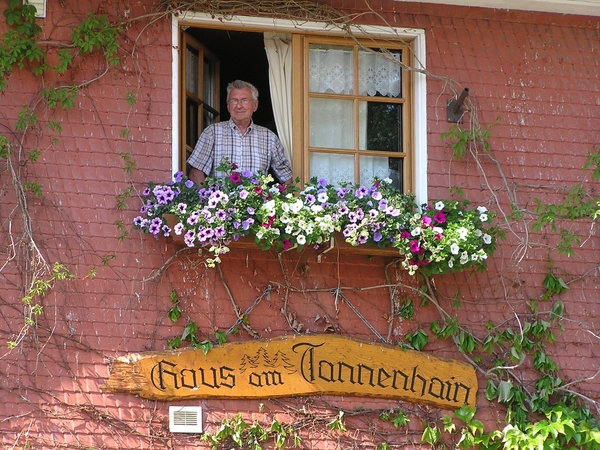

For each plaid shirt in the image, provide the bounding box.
[188,120,292,183]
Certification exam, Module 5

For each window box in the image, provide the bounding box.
[135,166,497,274]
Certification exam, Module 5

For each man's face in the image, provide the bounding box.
[227,87,258,124]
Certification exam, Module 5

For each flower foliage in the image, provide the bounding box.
[133,161,497,273]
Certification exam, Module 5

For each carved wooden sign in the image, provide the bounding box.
[102,335,477,409]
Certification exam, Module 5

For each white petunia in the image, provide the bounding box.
[383,177,392,184]
[450,243,460,255]
[483,233,492,244]
[460,251,469,264]
[479,213,488,222]
[435,201,445,210]
[477,206,488,213]
[411,227,422,236]
[448,258,454,268]
[317,192,329,203]
[457,227,469,240]
[289,199,304,214]
[285,225,293,234]
[264,200,276,214]
[297,234,306,245]
[311,204,323,213]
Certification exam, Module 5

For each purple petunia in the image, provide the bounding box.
[355,186,369,199]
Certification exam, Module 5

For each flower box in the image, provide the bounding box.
[133,162,497,274]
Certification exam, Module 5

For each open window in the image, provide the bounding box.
[176,17,426,200]
[181,32,220,174]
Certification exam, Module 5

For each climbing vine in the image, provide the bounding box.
[1,1,599,449]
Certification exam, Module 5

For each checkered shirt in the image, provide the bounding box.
[188,120,292,183]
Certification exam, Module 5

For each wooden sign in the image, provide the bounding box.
[102,335,477,409]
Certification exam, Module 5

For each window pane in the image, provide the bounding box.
[186,98,199,148]
[309,44,354,94]
[186,45,199,97]
[309,98,354,149]
[359,156,403,190]
[359,101,402,152]
[358,49,401,97]
[203,57,216,108]
[310,152,354,185]
[203,109,216,128]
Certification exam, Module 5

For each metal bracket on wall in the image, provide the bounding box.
[447,88,469,122]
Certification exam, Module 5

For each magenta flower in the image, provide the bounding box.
[433,211,447,224]
[422,216,432,227]
[230,172,241,183]
[409,240,421,253]
[282,239,292,250]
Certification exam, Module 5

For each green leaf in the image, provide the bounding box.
[199,339,213,355]
[168,304,181,323]
[215,330,227,344]
[421,424,441,445]
[497,380,513,403]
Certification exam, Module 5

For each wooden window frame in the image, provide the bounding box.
[180,32,220,173]
[291,35,413,192]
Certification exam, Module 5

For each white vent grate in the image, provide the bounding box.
[24,0,46,18]
[169,406,203,433]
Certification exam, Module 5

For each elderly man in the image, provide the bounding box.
[188,80,292,184]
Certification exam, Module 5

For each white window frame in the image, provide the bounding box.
[171,13,427,204]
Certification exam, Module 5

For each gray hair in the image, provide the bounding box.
[227,80,259,100]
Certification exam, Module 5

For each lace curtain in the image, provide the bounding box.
[309,47,401,97]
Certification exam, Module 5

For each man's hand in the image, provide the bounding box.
[189,167,206,184]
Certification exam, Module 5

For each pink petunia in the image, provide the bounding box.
[409,240,421,253]
[433,211,447,224]
[230,172,241,183]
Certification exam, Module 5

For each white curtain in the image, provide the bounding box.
[264,33,293,165]
[358,50,401,97]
